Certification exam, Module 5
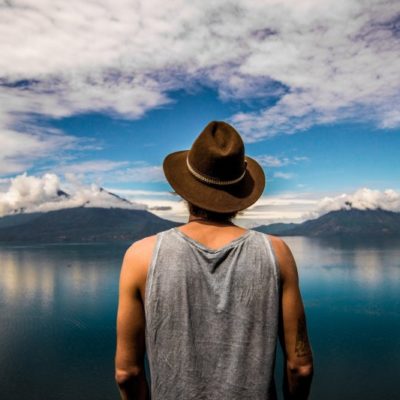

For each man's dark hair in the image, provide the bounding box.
[186,201,239,222]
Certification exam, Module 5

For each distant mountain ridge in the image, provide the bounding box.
[0,207,179,243]
[254,208,400,237]
[0,187,179,243]
[1,200,399,243]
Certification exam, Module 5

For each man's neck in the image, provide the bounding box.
[187,215,235,227]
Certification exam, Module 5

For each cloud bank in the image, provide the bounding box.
[0,172,147,216]
[307,187,400,219]
[1,173,399,226]
[110,185,400,225]
[0,0,399,175]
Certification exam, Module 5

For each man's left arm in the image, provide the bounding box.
[115,241,150,400]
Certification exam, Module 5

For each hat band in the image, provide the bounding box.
[186,156,247,186]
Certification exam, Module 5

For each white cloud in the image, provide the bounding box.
[133,198,189,223]
[114,165,165,183]
[239,187,400,226]
[106,188,323,226]
[379,108,400,129]
[55,160,130,175]
[255,154,308,167]
[305,187,400,219]
[0,127,79,176]
[0,0,398,156]
[0,174,324,224]
[0,172,147,216]
[255,155,290,167]
[2,174,398,227]
[105,187,188,222]
[39,160,165,185]
[139,187,400,226]
[230,1,400,140]
[234,192,319,226]
[104,188,173,197]
[293,156,309,162]
[273,171,294,179]
[0,172,61,215]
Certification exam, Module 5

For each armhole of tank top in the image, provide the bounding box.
[144,230,164,310]
[263,233,282,292]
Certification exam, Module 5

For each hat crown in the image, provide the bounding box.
[188,121,246,182]
[162,120,265,213]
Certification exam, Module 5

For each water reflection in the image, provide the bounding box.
[0,242,129,400]
[0,238,399,400]
[272,236,400,400]
[1,250,56,308]
[283,236,400,287]
[0,243,129,310]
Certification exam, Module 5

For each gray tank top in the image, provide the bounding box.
[144,227,281,400]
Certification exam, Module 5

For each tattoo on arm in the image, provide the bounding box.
[295,314,311,357]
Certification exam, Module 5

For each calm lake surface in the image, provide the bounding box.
[0,235,399,400]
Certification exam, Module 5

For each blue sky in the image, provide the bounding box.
[37,88,400,195]
[0,1,399,224]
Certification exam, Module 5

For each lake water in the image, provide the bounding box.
[0,235,399,400]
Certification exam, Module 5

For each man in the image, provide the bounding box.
[115,121,313,399]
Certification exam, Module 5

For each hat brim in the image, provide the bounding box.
[163,150,266,213]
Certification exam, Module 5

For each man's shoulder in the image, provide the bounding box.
[125,234,158,263]
[262,233,290,254]
[260,233,297,280]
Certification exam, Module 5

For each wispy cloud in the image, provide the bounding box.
[0,0,398,164]
[0,127,79,176]
[273,171,294,179]
[114,165,165,183]
[105,187,187,222]
[255,154,308,167]
[42,160,165,185]
[55,160,130,175]
[230,2,400,140]
[255,155,291,167]
[52,159,131,184]
[103,188,173,197]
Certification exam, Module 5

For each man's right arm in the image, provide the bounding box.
[269,235,314,400]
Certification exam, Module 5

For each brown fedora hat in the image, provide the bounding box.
[163,121,265,213]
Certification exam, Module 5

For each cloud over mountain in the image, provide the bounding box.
[1,173,400,226]
[0,172,146,217]
[306,187,400,219]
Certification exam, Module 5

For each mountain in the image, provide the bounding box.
[0,186,181,243]
[3,195,398,242]
[254,208,400,237]
[0,212,44,229]
[0,207,179,243]
[57,189,70,198]
[254,222,298,235]
[100,187,130,203]
[75,186,147,210]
